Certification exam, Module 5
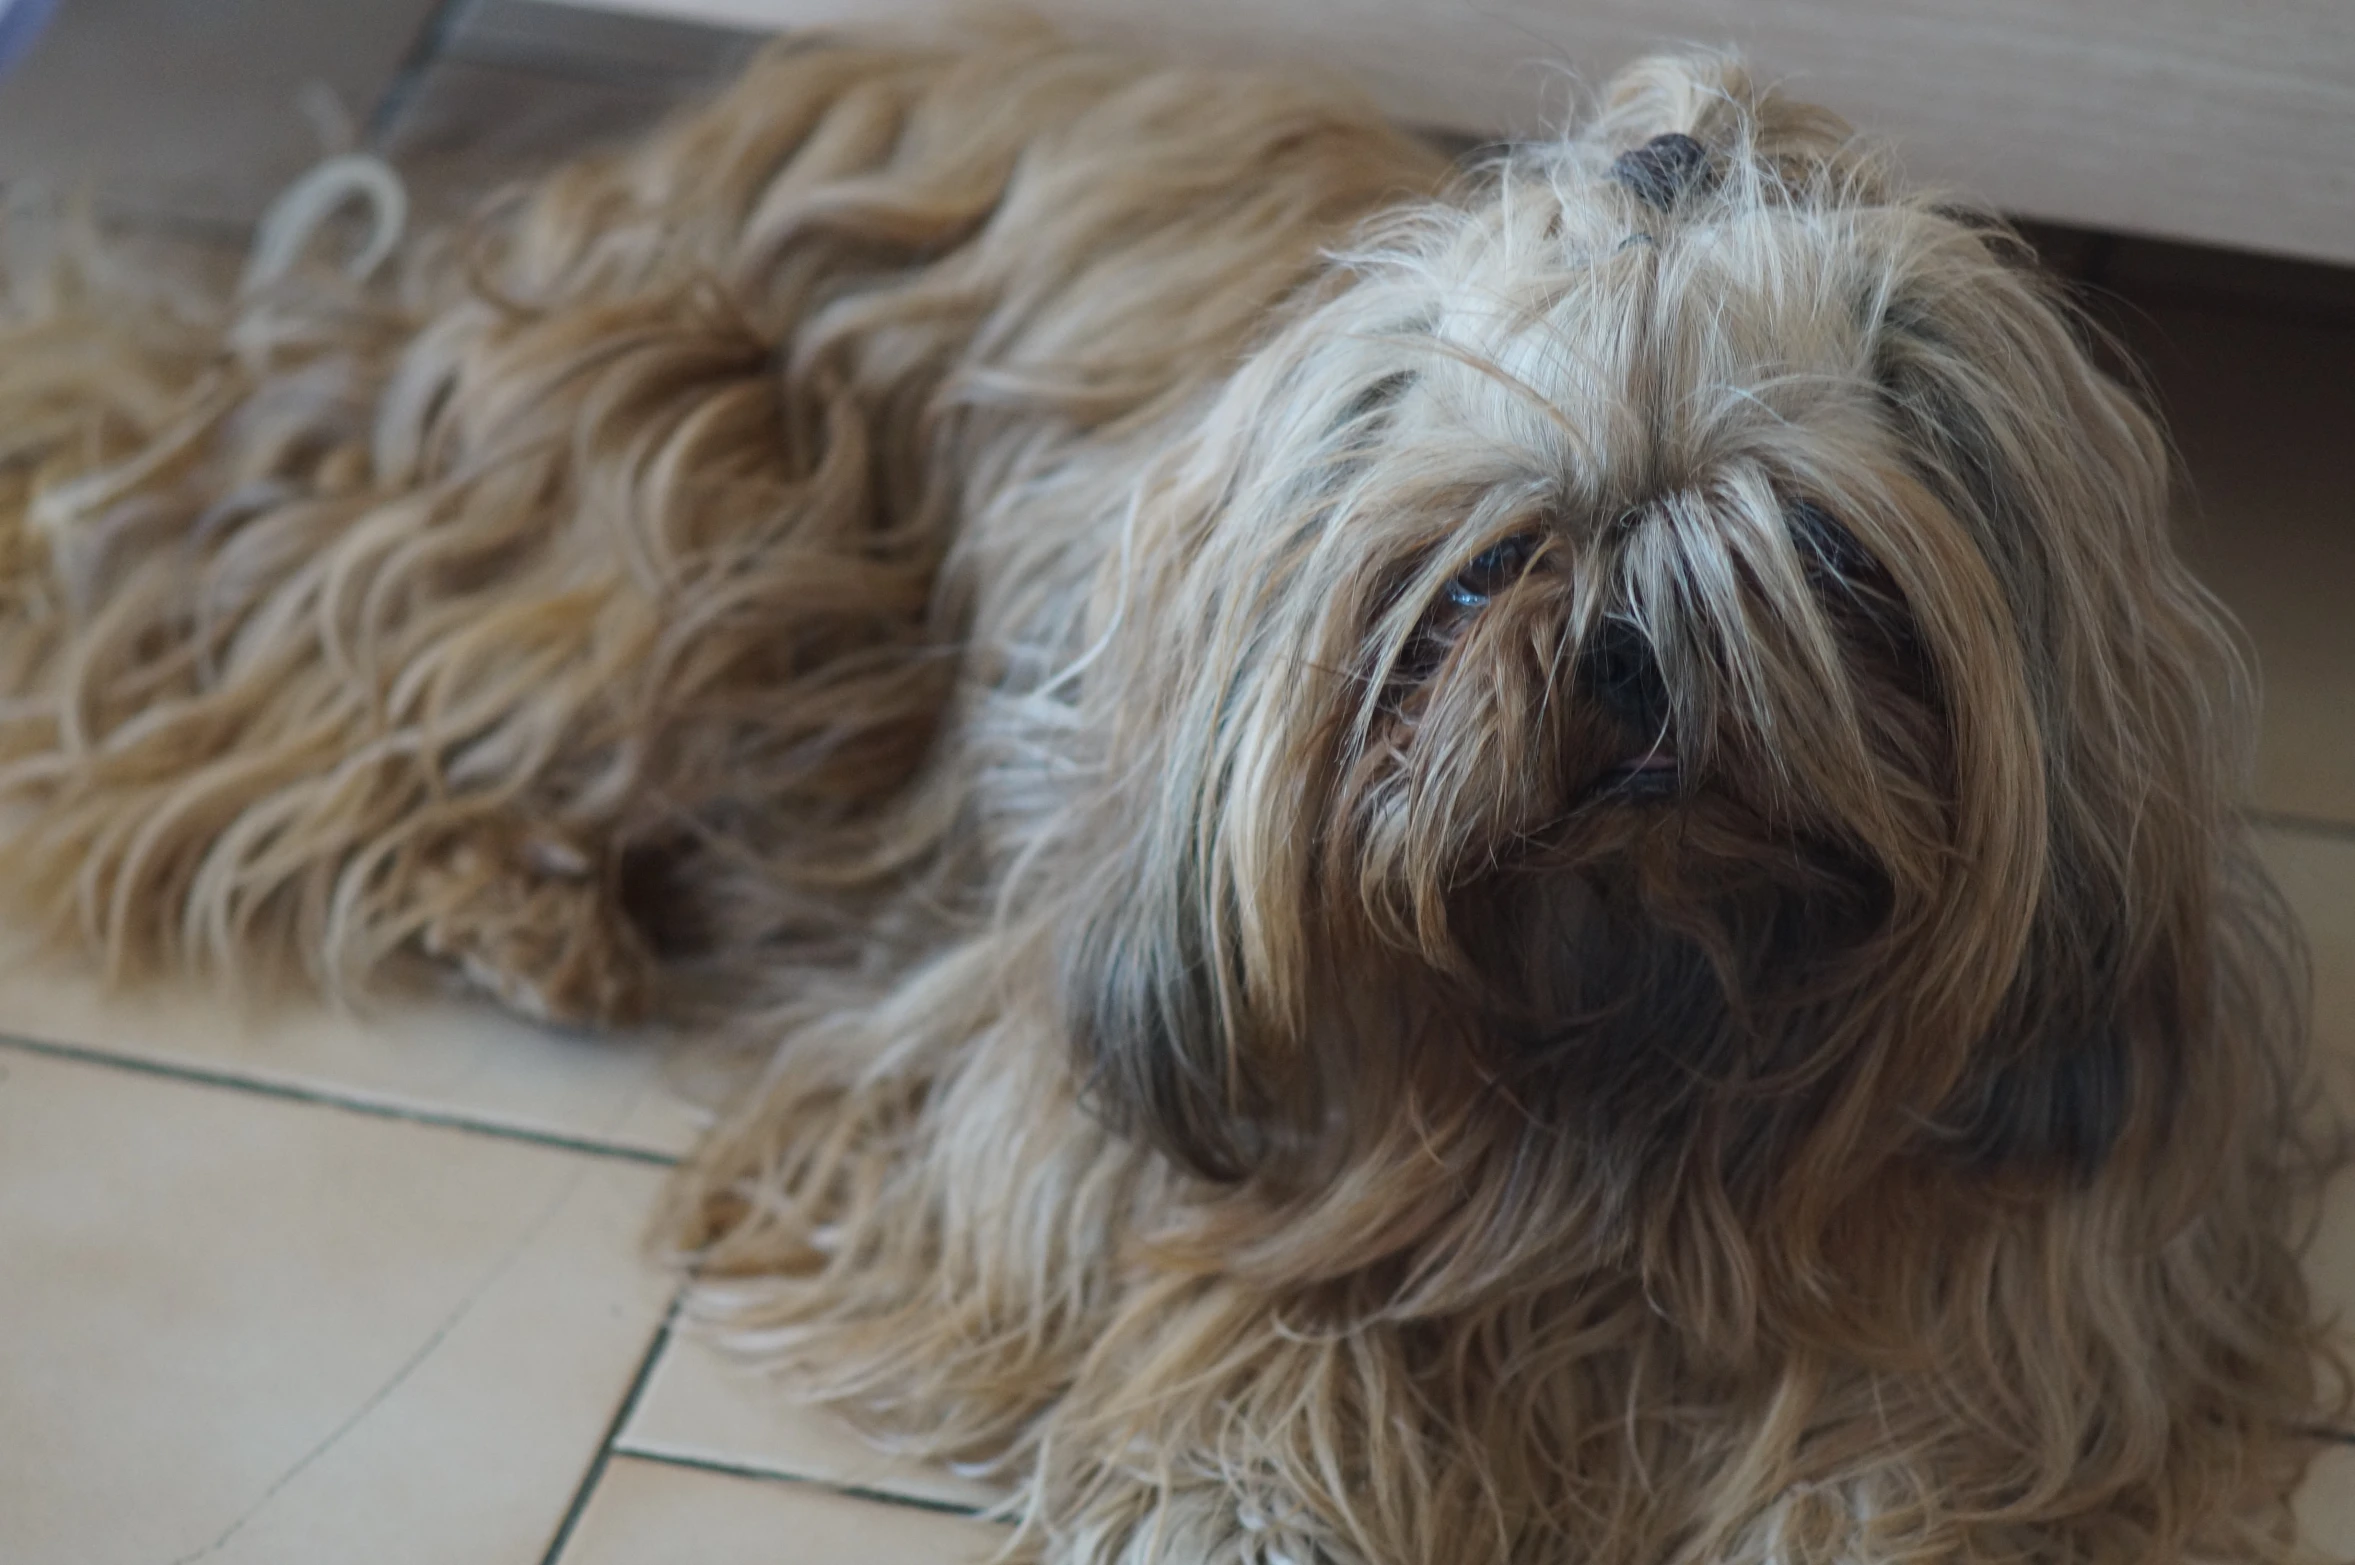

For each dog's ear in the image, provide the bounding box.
[1953,1039,2131,1178]
[1049,482,1326,1187]
[1058,832,1275,1184]
[1868,233,2253,1187]
[1943,896,2155,1180]
[1047,344,1406,1185]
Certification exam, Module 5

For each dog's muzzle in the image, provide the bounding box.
[1581,617,1679,797]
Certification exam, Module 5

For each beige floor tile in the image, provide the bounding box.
[557,1455,1005,1565]
[0,1047,674,1565]
[2131,307,2355,828]
[0,953,705,1158]
[617,1330,1002,1511]
[2298,1440,2355,1559]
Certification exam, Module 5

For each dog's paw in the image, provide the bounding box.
[414,830,655,1028]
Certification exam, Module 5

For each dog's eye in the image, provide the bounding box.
[1788,499,1873,584]
[1446,534,1539,608]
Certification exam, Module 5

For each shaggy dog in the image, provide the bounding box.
[0,28,2339,1565]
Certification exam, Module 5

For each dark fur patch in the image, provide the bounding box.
[1610,133,1716,212]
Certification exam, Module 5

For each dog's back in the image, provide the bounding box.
[0,30,1444,1020]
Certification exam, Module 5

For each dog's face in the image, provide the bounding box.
[1061,59,2241,1319]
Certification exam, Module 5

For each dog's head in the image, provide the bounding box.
[1058,56,2258,1318]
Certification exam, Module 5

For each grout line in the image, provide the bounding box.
[2248,809,2355,847]
[604,1445,1002,1521]
[0,1029,679,1168]
[540,1298,682,1565]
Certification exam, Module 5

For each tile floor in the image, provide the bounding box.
[2,6,2353,1561]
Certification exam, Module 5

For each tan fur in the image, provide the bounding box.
[0,27,2340,1565]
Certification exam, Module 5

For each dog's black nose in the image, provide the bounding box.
[1581,616,1671,736]
[1609,133,1714,212]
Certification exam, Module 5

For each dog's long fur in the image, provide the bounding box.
[0,29,2340,1564]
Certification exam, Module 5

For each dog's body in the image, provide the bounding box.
[0,31,2337,1564]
